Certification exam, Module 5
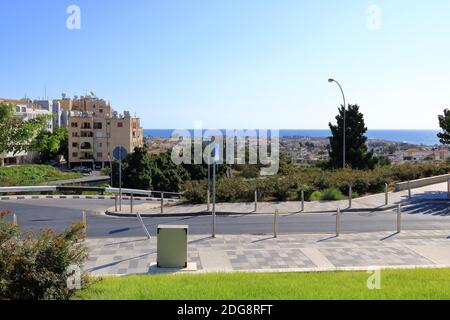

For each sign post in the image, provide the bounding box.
[113,146,128,212]
[212,143,220,238]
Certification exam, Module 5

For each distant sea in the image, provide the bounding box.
[143,129,441,146]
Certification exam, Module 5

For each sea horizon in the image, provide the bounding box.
[143,129,442,146]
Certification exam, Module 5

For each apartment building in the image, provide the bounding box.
[68,110,143,169]
[0,98,53,166]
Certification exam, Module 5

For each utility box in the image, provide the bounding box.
[157,225,188,268]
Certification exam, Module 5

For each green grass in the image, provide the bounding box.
[0,165,81,187]
[75,269,450,300]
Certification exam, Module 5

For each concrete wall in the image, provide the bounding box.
[395,174,450,191]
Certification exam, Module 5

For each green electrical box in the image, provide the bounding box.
[157,225,188,268]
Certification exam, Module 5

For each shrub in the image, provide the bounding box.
[321,188,346,200]
[182,180,207,204]
[0,211,88,300]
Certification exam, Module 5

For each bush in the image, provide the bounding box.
[0,211,88,300]
[182,180,207,204]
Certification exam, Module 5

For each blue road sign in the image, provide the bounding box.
[113,146,128,161]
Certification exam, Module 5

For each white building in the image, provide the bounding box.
[0,99,53,166]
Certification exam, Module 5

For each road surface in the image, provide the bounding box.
[1,198,449,238]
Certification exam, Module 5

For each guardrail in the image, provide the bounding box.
[395,174,450,191]
[0,186,183,199]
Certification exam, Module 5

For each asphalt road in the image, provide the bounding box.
[1,198,449,238]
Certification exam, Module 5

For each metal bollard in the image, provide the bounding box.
[408,180,411,199]
[336,208,341,237]
[13,213,17,227]
[274,209,279,238]
[254,189,258,212]
[130,193,134,213]
[447,179,450,199]
[397,203,402,233]
[385,183,389,205]
[348,184,352,208]
[207,189,210,212]
[160,192,164,214]
[82,211,87,236]
[115,194,118,212]
[300,190,305,212]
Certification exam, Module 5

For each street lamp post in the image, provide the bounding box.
[108,155,113,187]
[328,78,346,168]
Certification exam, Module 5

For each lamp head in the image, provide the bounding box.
[328,78,334,83]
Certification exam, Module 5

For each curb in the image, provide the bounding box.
[104,205,398,218]
[0,195,180,202]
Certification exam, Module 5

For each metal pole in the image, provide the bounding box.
[274,209,279,238]
[109,156,113,187]
[397,203,402,233]
[82,211,87,236]
[301,189,305,212]
[447,178,450,199]
[160,192,164,214]
[407,180,411,199]
[207,162,211,211]
[115,194,118,211]
[136,212,151,239]
[329,79,346,168]
[119,159,122,211]
[212,162,216,238]
[336,208,341,237]
[254,189,258,212]
[385,183,389,205]
[130,192,133,213]
[13,213,17,227]
[348,184,352,208]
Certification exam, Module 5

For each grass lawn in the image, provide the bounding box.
[75,269,450,300]
[0,165,81,187]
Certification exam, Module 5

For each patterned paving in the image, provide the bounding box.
[84,230,450,275]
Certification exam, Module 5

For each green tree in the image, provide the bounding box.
[31,128,68,163]
[151,152,189,192]
[328,104,378,170]
[0,103,49,157]
[114,147,153,190]
[437,109,450,145]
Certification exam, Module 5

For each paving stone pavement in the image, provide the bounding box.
[84,230,450,275]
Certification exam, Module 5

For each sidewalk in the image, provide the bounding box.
[106,182,449,216]
[84,230,450,276]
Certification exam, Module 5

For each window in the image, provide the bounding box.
[97,152,103,158]
[99,109,103,113]
[97,143,103,148]
[21,107,26,112]
[81,131,93,138]
[72,132,78,137]
[72,142,78,147]
[94,122,103,129]
[81,122,91,129]
[117,122,123,128]
[71,122,78,128]
[72,152,78,158]
[95,132,103,138]
[15,106,20,112]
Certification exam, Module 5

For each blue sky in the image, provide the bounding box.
[1,0,450,129]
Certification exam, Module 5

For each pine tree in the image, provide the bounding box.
[437,109,450,145]
[328,104,378,169]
